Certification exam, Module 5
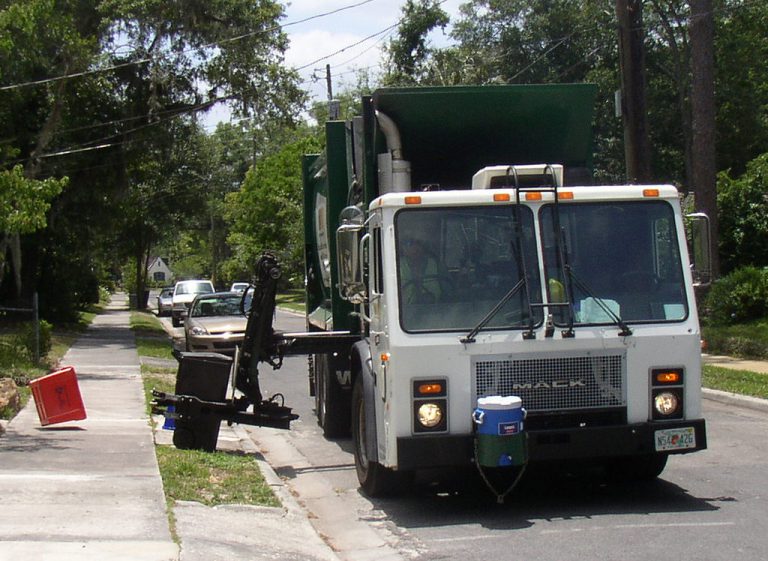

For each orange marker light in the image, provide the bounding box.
[558,191,574,200]
[493,193,511,202]
[404,196,422,205]
[643,189,660,198]
[525,192,542,201]
[418,383,443,395]
[656,371,681,384]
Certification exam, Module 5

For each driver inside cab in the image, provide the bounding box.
[400,235,443,304]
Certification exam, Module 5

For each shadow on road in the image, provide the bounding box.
[371,464,725,533]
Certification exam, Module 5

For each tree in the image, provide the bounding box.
[99,0,307,305]
[0,166,67,296]
[382,0,450,86]
[225,133,321,286]
[714,1,768,176]
[448,1,625,181]
[689,0,719,276]
[1,0,307,314]
[716,153,768,274]
[615,0,652,183]
[0,0,104,306]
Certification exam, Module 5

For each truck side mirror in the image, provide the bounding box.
[686,212,712,287]
[336,206,368,304]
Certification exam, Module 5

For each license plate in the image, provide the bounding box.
[654,427,696,451]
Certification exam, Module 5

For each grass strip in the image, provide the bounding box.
[703,365,768,400]
[155,446,280,508]
[131,311,175,360]
[276,290,304,314]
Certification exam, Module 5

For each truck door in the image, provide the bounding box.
[368,223,389,401]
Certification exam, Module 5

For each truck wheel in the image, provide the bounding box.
[607,454,668,481]
[173,427,195,449]
[352,376,407,497]
[315,355,350,438]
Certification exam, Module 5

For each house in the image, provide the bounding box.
[147,256,173,284]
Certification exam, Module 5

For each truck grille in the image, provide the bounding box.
[474,353,625,412]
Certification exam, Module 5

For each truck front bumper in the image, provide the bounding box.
[396,418,707,471]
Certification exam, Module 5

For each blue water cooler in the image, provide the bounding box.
[473,396,527,467]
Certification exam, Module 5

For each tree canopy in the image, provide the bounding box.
[2,0,768,318]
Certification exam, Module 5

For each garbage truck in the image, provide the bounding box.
[155,84,711,498]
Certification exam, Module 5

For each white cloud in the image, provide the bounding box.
[203,1,465,126]
[283,0,463,102]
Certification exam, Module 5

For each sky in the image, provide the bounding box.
[205,0,464,127]
[283,0,463,102]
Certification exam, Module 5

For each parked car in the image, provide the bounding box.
[230,282,249,293]
[184,291,251,355]
[156,286,174,316]
[171,279,215,327]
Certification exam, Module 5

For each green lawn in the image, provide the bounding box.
[276,289,304,313]
[156,446,280,508]
[131,311,175,360]
[703,364,768,399]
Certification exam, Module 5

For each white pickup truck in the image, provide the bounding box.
[171,279,214,327]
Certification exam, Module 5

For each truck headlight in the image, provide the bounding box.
[651,368,684,420]
[417,402,443,428]
[654,392,679,416]
[412,378,448,433]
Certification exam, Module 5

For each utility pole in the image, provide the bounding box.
[615,0,652,183]
[690,0,719,277]
[326,64,340,120]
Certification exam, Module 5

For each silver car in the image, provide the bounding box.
[156,287,174,316]
[184,291,251,355]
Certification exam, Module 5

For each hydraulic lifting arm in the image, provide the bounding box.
[152,252,358,449]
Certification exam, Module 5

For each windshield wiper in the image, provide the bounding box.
[461,278,527,344]
[565,266,632,337]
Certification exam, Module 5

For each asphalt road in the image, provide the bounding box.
[239,310,768,561]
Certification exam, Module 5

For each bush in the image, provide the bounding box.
[13,320,53,361]
[717,153,768,274]
[704,266,768,325]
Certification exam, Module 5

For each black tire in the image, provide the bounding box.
[352,376,408,497]
[172,315,180,328]
[314,354,350,438]
[173,427,195,449]
[606,454,668,481]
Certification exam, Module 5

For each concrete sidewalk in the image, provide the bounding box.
[0,293,339,561]
[0,293,176,560]
[703,353,768,374]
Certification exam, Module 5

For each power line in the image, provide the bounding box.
[298,0,453,72]
[0,0,380,92]
[8,98,226,166]
[296,23,400,71]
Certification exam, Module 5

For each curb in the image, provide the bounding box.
[230,424,343,561]
[703,388,768,414]
[230,424,305,516]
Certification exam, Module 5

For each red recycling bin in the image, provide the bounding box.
[29,366,87,426]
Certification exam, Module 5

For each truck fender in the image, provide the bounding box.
[351,340,378,463]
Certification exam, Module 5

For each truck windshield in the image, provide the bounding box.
[540,201,688,326]
[396,206,542,332]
